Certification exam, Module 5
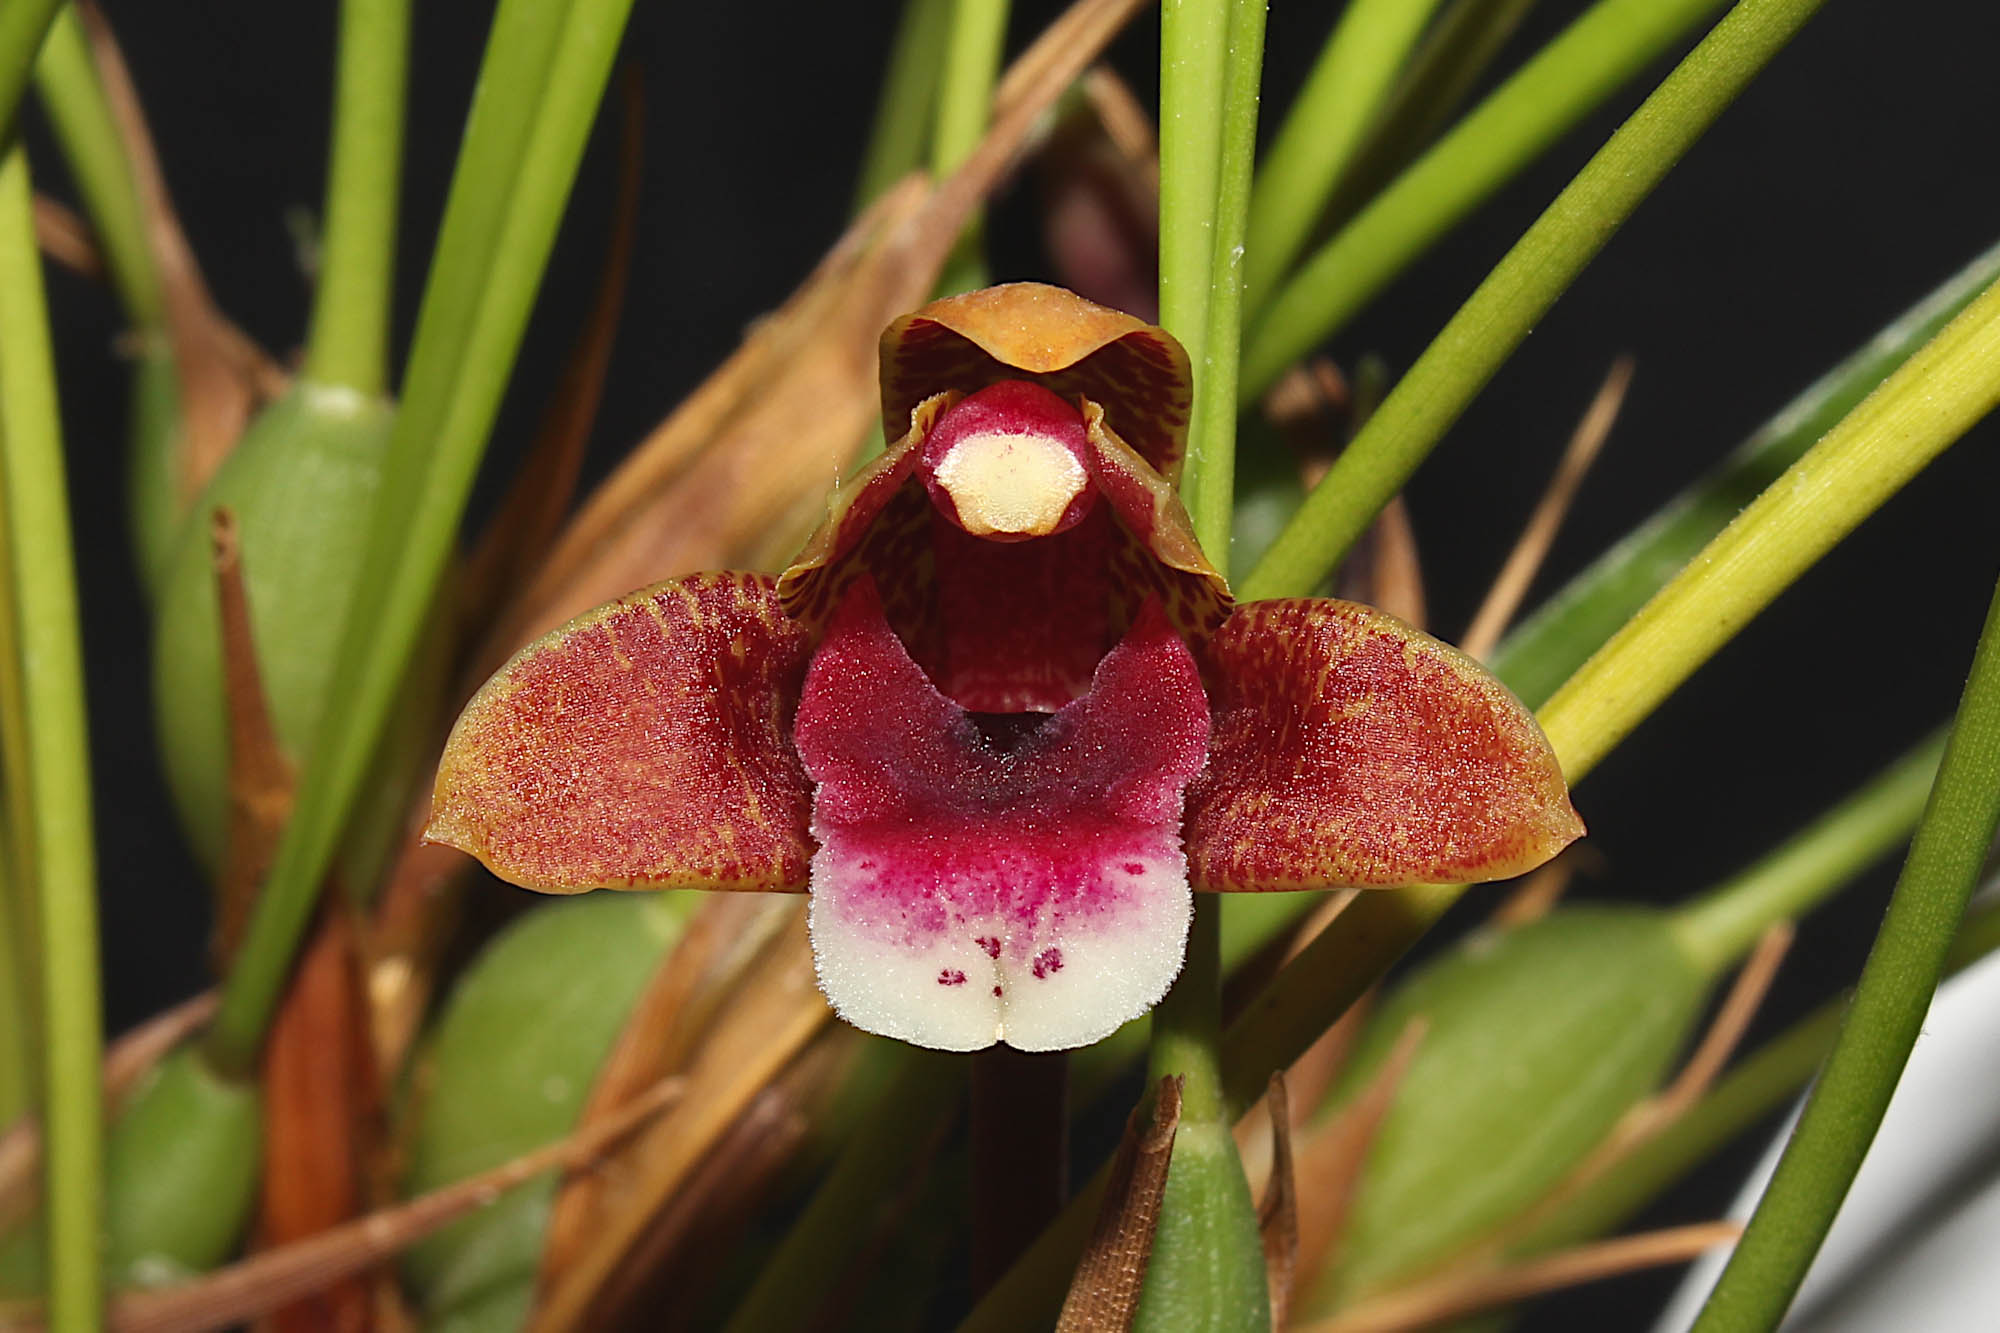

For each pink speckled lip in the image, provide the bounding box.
[795,578,1209,1052]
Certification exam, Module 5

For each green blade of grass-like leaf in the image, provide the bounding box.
[1242,0,1444,319]
[0,0,60,146]
[0,141,103,1333]
[302,0,413,396]
[32,7,165,328]
[1239,0,1729,405]
[1691,573,2000,1333]
[205,0,636,1078]
[854,0,954,213]
[1492,237,2000,709]
[1237,0,1816,604]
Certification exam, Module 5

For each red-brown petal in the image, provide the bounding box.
[426,572,814,892]
[879,283,1193,479]
[1184,599,1582,890]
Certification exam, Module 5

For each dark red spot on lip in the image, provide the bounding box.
[992,986,1003,997]
[1122,862,1145,875]
[938,968,966,986]
[975,935,1001,958]
[1031,947,1064,979]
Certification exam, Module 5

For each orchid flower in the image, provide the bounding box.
[426,284,1582,1053]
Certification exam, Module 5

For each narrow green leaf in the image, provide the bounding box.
[1691,575,2000,1331]
[205,0,637,1078]
[32,6,166,328]
[854,0,954,213]
[1238,0,1816,604]
[1242,0,1444,318]
[303,0,414,396]
[1240,0,1730,403]
[1492,238,2000,709]
[0,142,103,1333]
[0,0,60,146]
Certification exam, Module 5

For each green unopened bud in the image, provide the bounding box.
[151,382,395,874]
[0,1045,261,1294]
[1134,1118,1273,1333]
[1308,906,1708,1311]
[400,891,692,1327]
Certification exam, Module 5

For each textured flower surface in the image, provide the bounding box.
[426,283,1583,1052]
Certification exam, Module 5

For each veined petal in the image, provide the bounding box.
[426,572,814,892]
[879,283,1193,479]
[1185,599,1583,890]
[796,581,1210,1052]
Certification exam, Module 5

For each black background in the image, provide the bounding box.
[31,0,2000,1326]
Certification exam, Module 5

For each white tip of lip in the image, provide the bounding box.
[933,430,1087,537]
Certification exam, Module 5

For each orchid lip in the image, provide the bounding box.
[795,577,1210,1052]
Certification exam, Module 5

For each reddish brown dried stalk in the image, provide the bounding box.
[1057,1075,1184,1332]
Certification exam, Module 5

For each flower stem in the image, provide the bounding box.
[854,0,954,214]
[1151,895,1225,1124]
[0,0,59,144]
[303,0,413,397]
[1239,0,1819,604]
[1241,0,1443,319]
[32,7,167,328]
[931,0,1009,295]
[1239,0,1731,404]
[205,0,637,1078]
[1691,571,2000,1333]
[0,142,103,1333]
[1178,0,1266,574]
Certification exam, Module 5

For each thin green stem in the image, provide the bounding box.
[1692,572,2000,1333]
[1670,732,1946,977]
[1316,0,1541,234]
[0,0,60,145]
[205,0,635,1078]
[932,0,1009,177]
[1240,0,1729,404]
[1242,0,1443,318]
[1238,0,1799,603]
[1151,894,1225,1124]
[1181,0,1265,570]
[303,0,413,396]
[32,7,166,327]
[0,143,102,1333]
[1493,238,2000,709]
[1538,269,2000,779]
[1157,0,1229,416]
[930,0,1008,295]
[854,0,953,213]
[0,855,27,1127]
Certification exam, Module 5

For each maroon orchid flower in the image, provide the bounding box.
[426,283,1582,1052]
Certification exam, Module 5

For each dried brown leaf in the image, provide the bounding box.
[77,2,286,499]
[1293,1220,1741,1333]
[1056,1075,1184,1333]
[1259,1074,1301,1333]
[1292,1019,1428,1303]
[528,907,828,1333]
[1460,356,1634,661]
[210,507,296,966]
[34,193,101,278]
[78,1078,687,1333]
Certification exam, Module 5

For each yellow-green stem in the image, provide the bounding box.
[0,143,103,1333]
[303,0,413,396]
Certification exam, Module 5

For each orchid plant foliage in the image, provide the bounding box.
[426,283,1583,1052]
